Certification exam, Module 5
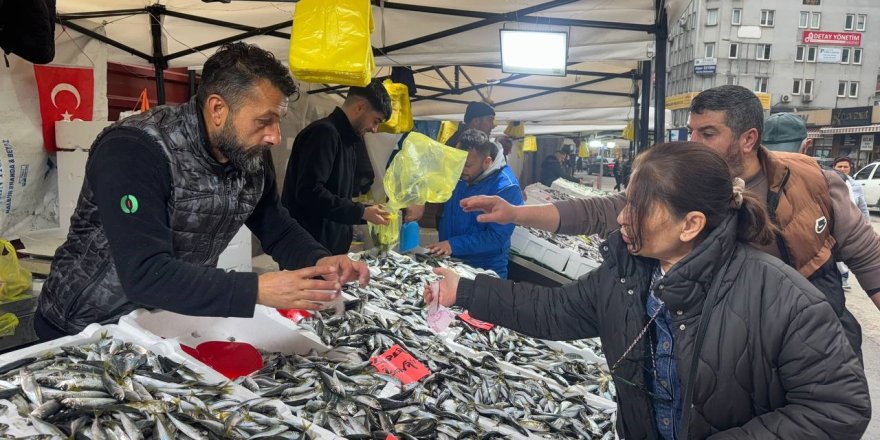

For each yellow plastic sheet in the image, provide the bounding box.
[523,135,538,152]
[0,240,31,303]
[0,313,18,337]
[378,80,414,134]
[436,121,459,145]
[289,0,375,86]
[373,133,467,248]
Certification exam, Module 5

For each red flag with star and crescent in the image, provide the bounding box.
[33,65,95,153]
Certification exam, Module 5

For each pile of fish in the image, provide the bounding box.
[0,334,309,439]
[252,306,617,439]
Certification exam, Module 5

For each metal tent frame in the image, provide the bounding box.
[56,0,670,151]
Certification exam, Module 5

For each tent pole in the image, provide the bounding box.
[148,5,167,105]
[639,60,652,153]
[633,84,640,157]
[653,5,668,144]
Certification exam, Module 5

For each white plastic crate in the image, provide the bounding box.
[563,251,602,279]
[521,234,570,273]
[510,226,532,254]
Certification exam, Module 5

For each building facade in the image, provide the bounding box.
[666,0,880,163]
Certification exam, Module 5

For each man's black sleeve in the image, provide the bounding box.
[89,130,258,318]
[283,124,365,224]
[247,153,331,269]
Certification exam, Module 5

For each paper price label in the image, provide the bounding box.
[370,344,430,384]
[460,311,494,331]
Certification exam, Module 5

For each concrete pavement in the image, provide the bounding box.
[848,213,880,438]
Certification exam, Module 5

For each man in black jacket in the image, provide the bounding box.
[540,145,581,186]
[282,80,393,254]
[36,43,369,339]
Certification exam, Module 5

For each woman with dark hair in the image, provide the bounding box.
[427,142,869,439]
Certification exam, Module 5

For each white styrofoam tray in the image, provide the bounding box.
[562,251,602,280]
[520,233,570,273]
[118,306,327,355]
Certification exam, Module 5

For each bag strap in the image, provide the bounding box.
[679,254,734,439]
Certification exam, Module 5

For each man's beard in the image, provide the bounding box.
[213,121,270,176]
[725,140,745,178]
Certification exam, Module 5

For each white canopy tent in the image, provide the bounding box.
[54,0,687,141]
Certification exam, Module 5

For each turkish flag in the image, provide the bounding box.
[33,65,95,153]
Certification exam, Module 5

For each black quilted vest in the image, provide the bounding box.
[38,98,264,334]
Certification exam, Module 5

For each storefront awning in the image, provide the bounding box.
[820,124,880,135]
[806,128,823,139]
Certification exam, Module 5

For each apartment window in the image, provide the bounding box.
[850,81,860,98]
[729,43,739,59]
[727,76,738,86]
[857,14,867,32]
[807,46,817,62]
[705,42,716,58]
[838,81,848,97]
[796,45,806,62]
[792,79,802,95]
[853,48,862,65]
[810,12,821,29]
[757,44,772,60]
[707,9,718,26]
[761,10,775,27]
[804,79,814,95]
[732,8,742,26]
[799,12,809,28]
[755,77,769,93]
[845,14,855,31]
[841,48,850,64]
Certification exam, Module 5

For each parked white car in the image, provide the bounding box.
[854,162,880,211]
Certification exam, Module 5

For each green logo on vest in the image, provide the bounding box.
[120,195,139,214]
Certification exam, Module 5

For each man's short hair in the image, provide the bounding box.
[690,85,765,141]
[457,128,488,150]
[197,42,297,109]
[464,101,495,123]
[457,129,497,159]
[345,79,392,121]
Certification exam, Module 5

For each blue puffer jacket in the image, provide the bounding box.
[439,165,523,278]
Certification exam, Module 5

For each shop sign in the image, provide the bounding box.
[817,47,842,63]
[665,92,698,110]
[843,134,859,148]
[832,106,873,127]
[694,64,716,75]
[803,31,862,46]
[861,134,875,151]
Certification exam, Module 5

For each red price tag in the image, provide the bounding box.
[460,311,494,331]
[370,344,430,384]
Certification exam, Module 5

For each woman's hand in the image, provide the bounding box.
[424,267,461,307]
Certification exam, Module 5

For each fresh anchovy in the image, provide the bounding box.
[0,334,309,440]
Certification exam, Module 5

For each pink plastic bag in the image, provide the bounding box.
[426,281,455,333]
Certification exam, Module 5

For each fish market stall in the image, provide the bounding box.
[0,250,616,439]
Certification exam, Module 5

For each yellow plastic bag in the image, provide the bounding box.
[375,133,467,248]
[578,141,589,158]
[378,80,414,134]
[504,121,525,138]
[437,121,459,145]
[0,240,31,302]
[0,313,18,337]
[523,135,538,152]
[289,0,375,86]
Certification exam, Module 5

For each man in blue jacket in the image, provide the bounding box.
[427,129,523,278]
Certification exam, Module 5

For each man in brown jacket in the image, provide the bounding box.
[461,85,880,356]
